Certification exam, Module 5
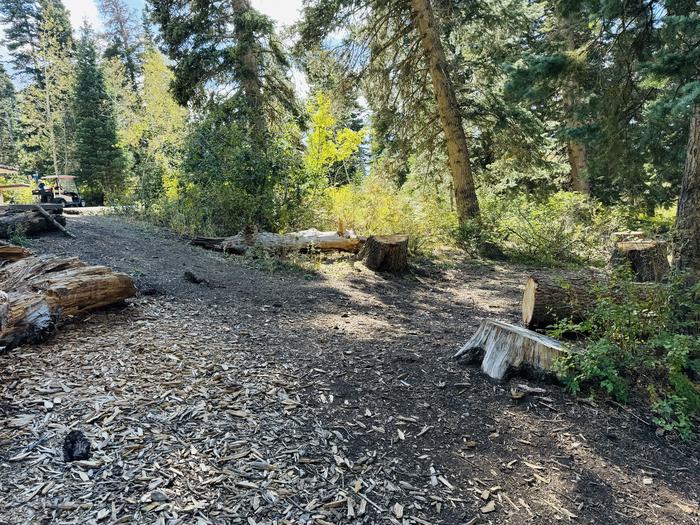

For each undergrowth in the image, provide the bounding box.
[552,271,700,440]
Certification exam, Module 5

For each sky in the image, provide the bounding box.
[60,0,304,33]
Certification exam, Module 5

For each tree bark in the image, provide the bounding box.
[410,0,479,221]
[611,240,669,282]
[358,235,409,272]
[454,319,565,381]
[522,274,597,329]
[567,138,590,194]
[674,104,700,280]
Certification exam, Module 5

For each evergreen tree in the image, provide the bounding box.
[97,0,142,89]
[0,0,41,81]
[73,25,125,202]
[0,65,18,165]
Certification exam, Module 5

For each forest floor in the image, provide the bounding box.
[1,215,699,525]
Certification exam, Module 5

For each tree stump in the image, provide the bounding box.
[611,240,669,282]
[454,319,566,381]
[522,274,597,329]
[358,235,408,272]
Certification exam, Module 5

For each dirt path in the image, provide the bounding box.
[1,216,698,525]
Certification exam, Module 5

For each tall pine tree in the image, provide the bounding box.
[0,65,18,166]
[74,24,125,203]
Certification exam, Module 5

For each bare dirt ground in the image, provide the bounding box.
[1,215,698,525]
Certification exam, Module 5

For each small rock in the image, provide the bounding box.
[481,500,496,514]
[643,477,653,485]
[63,430,91,462]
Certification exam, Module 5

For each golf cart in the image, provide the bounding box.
[37,175,85,207]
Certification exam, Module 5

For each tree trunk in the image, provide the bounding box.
[410,0,479,221]
[612,240,670,282]
[567,138,590,194]
[0,207,67,238]
[232,0,266,139]
[358,235,409,272]
[454,319,565,381]
[193,229,364,255]
[674,104,700,280]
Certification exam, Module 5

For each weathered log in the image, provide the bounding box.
[33,204,75,238]
[358,235,409,272]
[191,237,226,251]
[0,254,137,351]
[0,206,66,238]
[611,240,669,282]
[0,241,31,261]
[522,275,597,329]
[219,229,363,255]
[455,319,566,381]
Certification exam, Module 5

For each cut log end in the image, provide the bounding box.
[358,235,409,272]
[455,319,566,382]
[522,276,538,327]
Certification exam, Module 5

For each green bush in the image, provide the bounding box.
[554,275,700,439]
[473,191,625,266]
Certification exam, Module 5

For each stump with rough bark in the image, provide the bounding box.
[455,319,566,381]
[611,240,669,282]
[358,235,409,272]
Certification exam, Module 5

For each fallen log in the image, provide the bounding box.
[191,237,226,251]
[0,248,136,351]
[33,204,75,238]
[0,241,32,261]
[0,205,67,238]
[522,274,597,329]
[193,229,365,255]
[611,240,669,282]
[455,319,566,381]
[358,235,409,272]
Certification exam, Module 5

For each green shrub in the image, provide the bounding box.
[554,276,700,439]
[474,191,625,266]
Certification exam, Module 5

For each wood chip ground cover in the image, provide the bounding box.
[1,216,698,524]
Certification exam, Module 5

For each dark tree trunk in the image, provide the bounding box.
[674,104,700,280]
[410,0,480,222]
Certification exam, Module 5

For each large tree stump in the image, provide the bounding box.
[611,240,669,282]
[358,235,408,272]
[522,275,597,329]
[455,319,566,381]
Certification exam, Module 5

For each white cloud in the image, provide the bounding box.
[63,0,103,32]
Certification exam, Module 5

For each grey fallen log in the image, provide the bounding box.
[454,319,565,381]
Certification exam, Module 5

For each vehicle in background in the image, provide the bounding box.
[36,175,85,207]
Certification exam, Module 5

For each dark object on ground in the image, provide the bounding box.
[358,235,409,272]
[0,246,137,351]
[478,241,507,260]
[0,204,66,239]
[63,430,91,462]
[184,271,208,285]
[611,240,669,282]
[454,319,565,381]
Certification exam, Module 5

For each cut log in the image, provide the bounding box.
[522,274,597,329]
[454,319,566,381]
[611,240,669,282]
[0,205,67,238]
[358,235,409,272]
[191,237,226,251]
[0,253,137,351]
[0,241,31,261]
[218,229,363,255]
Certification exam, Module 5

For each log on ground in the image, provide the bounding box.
[0,241,32,261]
[522,274,598,329]
[455,319,566,381]
[611,240,669,282]
[218,229,364,255]
[357,235,409,272]
[0,248,137,351]
[0,205,67,238]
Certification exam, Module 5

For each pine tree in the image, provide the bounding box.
[0,65,19,166]
[299,0,481,221]
[0,0,41,81]
[97,0,142,89]
[74,24,125,203]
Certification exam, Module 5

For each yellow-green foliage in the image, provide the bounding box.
[304,92,365,189]
[319,175,457,253]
